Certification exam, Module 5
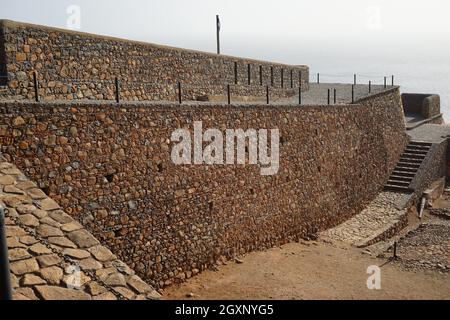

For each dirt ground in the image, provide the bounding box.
[163,241,450,300]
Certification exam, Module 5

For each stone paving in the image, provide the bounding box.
[321,192,408,247]
[1,159,160,300]
[278,83,390,105]
[394,219,450,273]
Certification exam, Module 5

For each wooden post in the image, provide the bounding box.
[384,77,387,89]
[391,75,394,86]
[317,73,320,84]
[247,64,251,85]
[354,74,357,85]
[369,81,372,93]
[178,82,182,104]
[234,62,238,85]
[33,71,39,102]
[227,84,231,105]
[327,89,330,105]
[334,88,337,104]
[266,86,269,104]
[281,68,284,88]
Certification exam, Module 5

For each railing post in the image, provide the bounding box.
[317,73,320,84]
[247,64,251,85]
[178,82,182,104]
[234,62,238,85]
[334,88,337,104]
[227,84,231,105]
[369,81,372,93]
[270,67,274,87]
[391,75,394,86]
[259,65,263,86]
[290,69,293,88]
[299,86,302,105]
[281,68,284,88]
[33,71,39,102]
[115,77,120,103]
[384,76,387,89]
[266,85,269,104]
[299,70,302,89]
[327,89,330,105]
[0,207,13,301]
[354,74,357,85]
[351,85,355,103]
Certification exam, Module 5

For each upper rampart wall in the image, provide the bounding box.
[0,20,309,102]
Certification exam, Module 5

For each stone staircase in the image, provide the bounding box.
[385,141,432,193]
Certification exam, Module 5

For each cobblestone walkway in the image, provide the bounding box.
[320,192,408,247]
[1,160,160,300]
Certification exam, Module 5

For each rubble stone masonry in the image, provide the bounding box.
[0,20,309,102]
[0,88,407,288]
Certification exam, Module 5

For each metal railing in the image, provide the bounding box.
[0,206,12,300]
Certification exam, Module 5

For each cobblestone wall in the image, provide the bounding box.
[0,20,309,102]
[0,88,406,288]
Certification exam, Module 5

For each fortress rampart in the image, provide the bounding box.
[0,87,407,288]
[0,20,309,102]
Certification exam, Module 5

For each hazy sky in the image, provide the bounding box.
[2,0,450,65]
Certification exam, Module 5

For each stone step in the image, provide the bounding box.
[395,166,418,173]
[392,170,415,178]
[405,147,429,154]
[402,153,427,160]
[384,184,412,193]
[387,180,410,187]
[389,175,413,183]
[409,141,432,148]
[397,161,421,168]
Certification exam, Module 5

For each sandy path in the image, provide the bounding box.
[163,241,450,300]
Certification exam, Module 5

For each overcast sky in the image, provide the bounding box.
[2,0,450,65]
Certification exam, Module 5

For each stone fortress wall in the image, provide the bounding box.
[0,88,407,288]
[0,21,409,290]
[0,20,309,102]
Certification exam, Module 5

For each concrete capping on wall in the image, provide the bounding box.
[402,93,441,119]
[0,19,309,102]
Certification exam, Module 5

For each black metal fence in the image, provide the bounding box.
[0,71,395,106]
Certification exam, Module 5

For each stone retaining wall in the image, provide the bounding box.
[0,20,308,102]
[402,93,441,119]
[0,159,160,300]
[0,88,407,288]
